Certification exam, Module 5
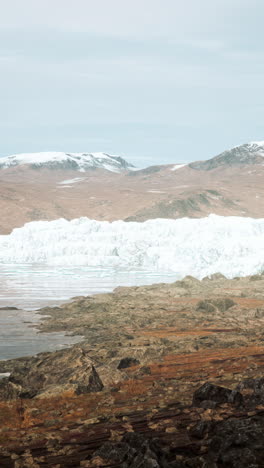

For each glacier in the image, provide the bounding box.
[0,215,264,279]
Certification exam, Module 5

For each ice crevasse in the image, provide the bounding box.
[0,214,264,279]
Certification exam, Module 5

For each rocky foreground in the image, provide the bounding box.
[1,273,264,466]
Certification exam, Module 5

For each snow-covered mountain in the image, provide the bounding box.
[0,152,134,173]
[190,141,264,170]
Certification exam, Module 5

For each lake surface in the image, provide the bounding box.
[0,264,177,360]
[0,308,82,360]
[0,264,177,310]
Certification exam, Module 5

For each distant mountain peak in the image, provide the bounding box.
[0,152,135,173]
[245,140,264,148]
[189,141,264,171]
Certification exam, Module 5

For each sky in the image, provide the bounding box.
[1,0,264,167]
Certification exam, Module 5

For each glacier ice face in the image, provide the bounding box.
[1,215,264,279]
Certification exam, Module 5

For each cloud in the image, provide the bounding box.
[0,0,264,164]
[0,0,257,40]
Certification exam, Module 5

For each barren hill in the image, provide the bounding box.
[1,142,264,233]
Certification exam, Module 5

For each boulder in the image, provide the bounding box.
[117,357,140,370]
[0,380,22,400]
[90,432,168,468]
[212,298,235,312]
[207,416,264,467]
[196,298,235,313]
[237,377,264,406]
[189,420,213,439]
[196,300,217,313]
[192,382,243,407]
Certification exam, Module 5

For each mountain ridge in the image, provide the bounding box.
[189,141,264,170]
[1,141,264,173]
[1,141,264,233]
[0,151,134,173]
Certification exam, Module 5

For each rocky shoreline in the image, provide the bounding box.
[1,272,264,466]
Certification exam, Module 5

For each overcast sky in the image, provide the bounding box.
[1,0,264,167]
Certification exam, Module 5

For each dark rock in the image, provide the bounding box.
[125,334,135,340]
[211,298,235,312]
[139,366,152,375]
[0,380,22,400]
[207,416,264,467]
[92,432,169,468]
[237,377,264,393]
[237,377,264,406]
[19,389,38,399]
[117,357,140,370]
[196,298,235,313]
[199,400,217,409]
[192,382,243,407]
[196,300,217,313]
[75,366,104,394]
[189,420,213,439]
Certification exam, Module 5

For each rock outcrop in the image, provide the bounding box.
[1,274,264,465]
[117,357,140,370]
[0,346,103,399]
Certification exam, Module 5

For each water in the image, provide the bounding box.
[0,308,81,360]
[0,264,177,310]
[0,264,177,360]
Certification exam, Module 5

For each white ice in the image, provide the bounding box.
[0,215,264,279]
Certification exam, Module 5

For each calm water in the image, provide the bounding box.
[0,308,82,360]
[0,264,177,360]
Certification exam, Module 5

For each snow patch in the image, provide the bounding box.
[147,190,166,194]
[58,177,85,185]
[1,215,264,279]
[249,141,264,147]
[171,164,186,171]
